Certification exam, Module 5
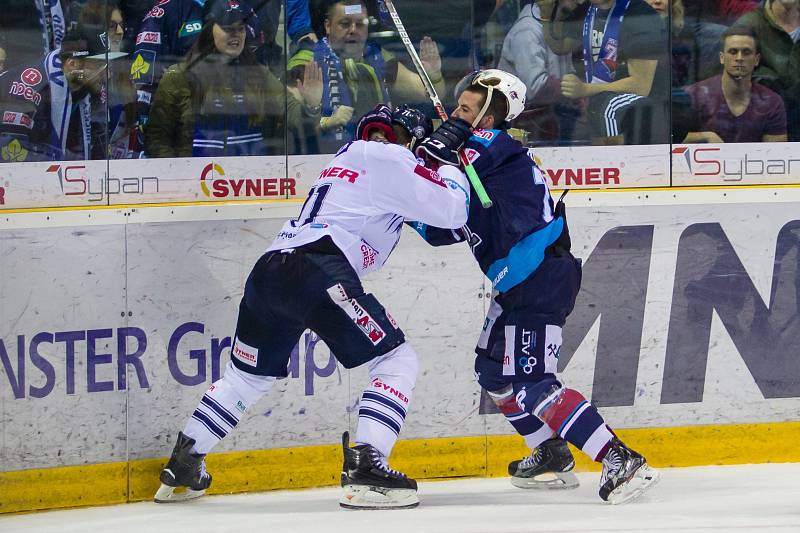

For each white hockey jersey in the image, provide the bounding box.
[267,140,470,277]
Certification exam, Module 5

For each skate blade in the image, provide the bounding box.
[510,471,579,490]
[153,483,206,503]
[339,484,419,510]
[606,464,661,505]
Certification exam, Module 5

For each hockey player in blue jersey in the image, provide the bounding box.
[412,69,660,504]
[154,104,470,509]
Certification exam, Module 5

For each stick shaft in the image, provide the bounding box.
[382,0,492,208]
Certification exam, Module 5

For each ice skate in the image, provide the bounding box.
[154,432,212,503]
[508,437,579,490]
[339,431,419,509]
[599,437,660,504]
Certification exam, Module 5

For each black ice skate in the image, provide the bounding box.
[508,437,579,490]
[339,431,419,509]
[154,432,212,503]
[599,437,661,504]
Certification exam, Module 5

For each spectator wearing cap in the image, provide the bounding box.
[0,30,107,162]
[287,0,444,153]
[131,0,268,132]
[145,0,322,158]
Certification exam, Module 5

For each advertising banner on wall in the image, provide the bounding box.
[4,142,800,210]
[532,143,670,189]
[0,145,671,210]
[0,156,297,209]
[671,141,800,185]
[3,190,800,473]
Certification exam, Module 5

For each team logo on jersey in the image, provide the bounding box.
[179,20,203,37]
[1,138,28,162]
[20,68,43,86]
[130,51,155,83]
[136,31,162,45]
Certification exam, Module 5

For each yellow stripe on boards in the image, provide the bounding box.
[0,462,128,514]
[3,421,800,514]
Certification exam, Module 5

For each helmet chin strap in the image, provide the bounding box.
[471,85,494,129]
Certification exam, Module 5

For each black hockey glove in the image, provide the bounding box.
[415,117,472,166]
[355,104,396,143]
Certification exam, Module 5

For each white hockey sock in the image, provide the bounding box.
[184,360,275,455]
[524,423,556,450]
[355,342,418,458]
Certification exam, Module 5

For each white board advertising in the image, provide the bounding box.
[2,189,800,472]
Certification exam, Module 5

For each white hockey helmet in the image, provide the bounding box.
[454,69,527,128]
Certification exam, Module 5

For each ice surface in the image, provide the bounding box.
[2,464,799,532]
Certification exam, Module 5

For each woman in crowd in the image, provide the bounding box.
[76,0,142,158]
[146,0,322,158]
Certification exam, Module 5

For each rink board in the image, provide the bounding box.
[3,142,800,210]
[2,186,800,512]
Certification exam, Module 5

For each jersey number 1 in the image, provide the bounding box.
[295,183,331,226]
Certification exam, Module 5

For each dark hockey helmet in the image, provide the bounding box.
[391,105,433,150]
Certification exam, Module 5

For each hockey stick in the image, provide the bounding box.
[382,0,493,208]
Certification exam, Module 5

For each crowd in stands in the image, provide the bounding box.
[0,0,797,162]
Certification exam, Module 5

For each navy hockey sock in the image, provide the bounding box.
[534,387,613,461]
[487,385,554,449]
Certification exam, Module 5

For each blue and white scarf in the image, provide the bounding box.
[45,50,92,160]
[582,0,630,83]
[312,37,389,143]
[36,0,66,54]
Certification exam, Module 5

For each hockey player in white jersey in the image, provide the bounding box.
[154,104,470,509]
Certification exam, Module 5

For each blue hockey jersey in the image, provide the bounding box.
[412,129,566,293]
